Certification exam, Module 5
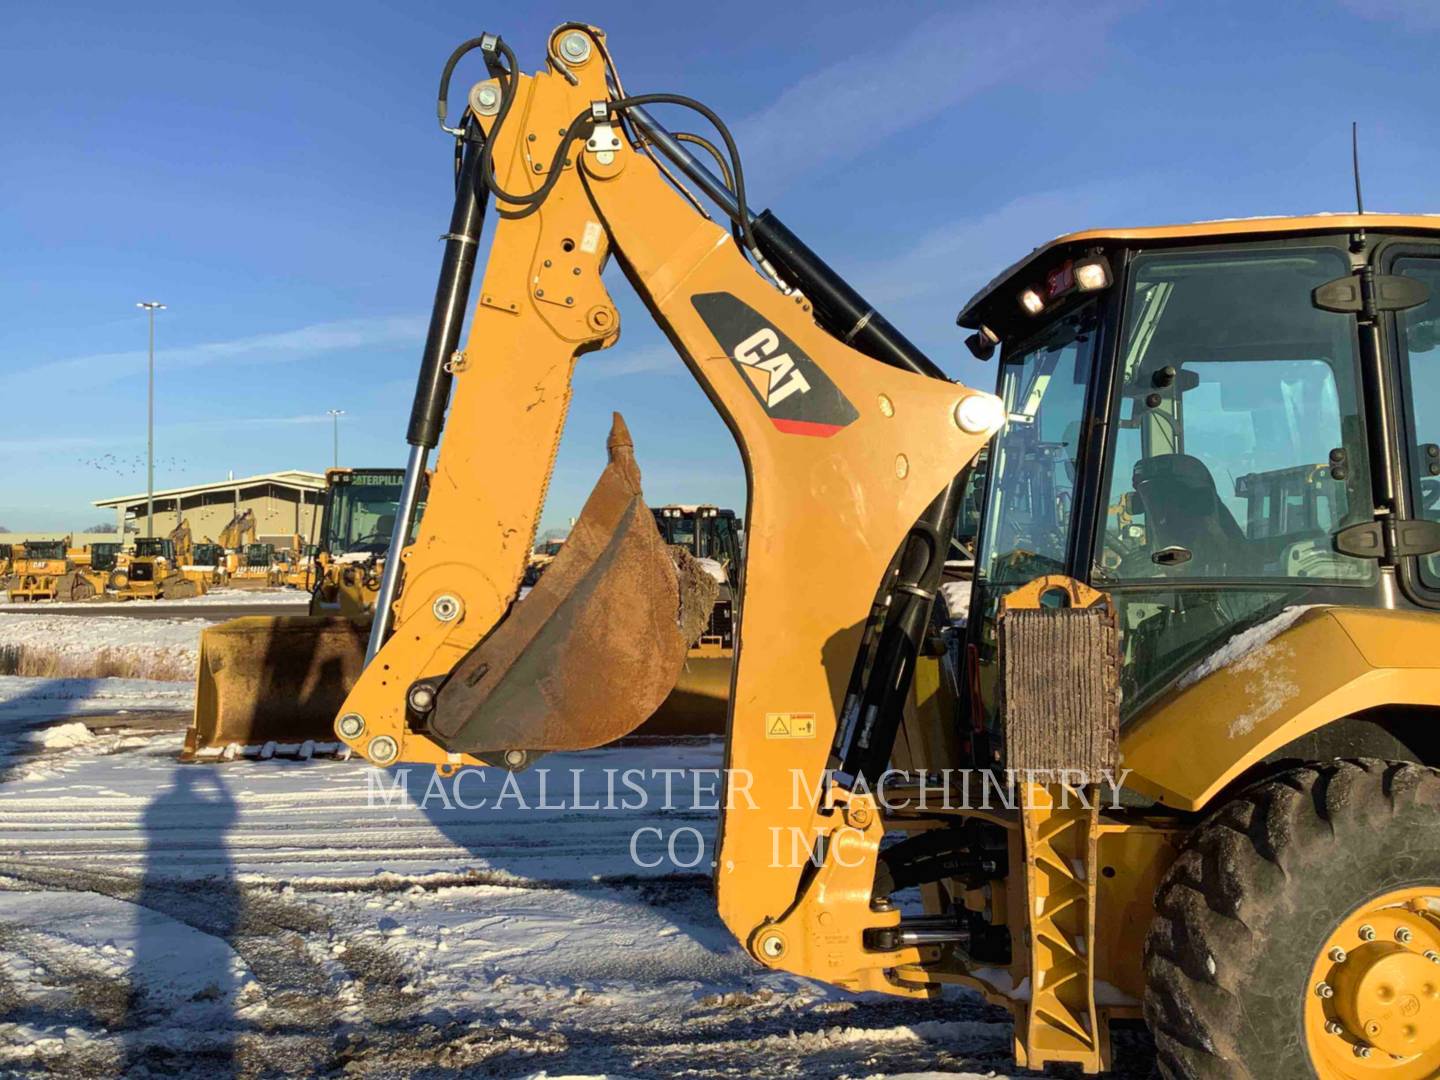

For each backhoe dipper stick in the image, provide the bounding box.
[367,126,491,662]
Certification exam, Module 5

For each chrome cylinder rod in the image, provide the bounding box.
[365,443,429,663]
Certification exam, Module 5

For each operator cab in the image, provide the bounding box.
[957,214,1440,719]
[318,467,426,559]
[133,538,174,560]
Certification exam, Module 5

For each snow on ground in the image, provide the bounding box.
[0,705,1153,1079]
[0,612,206,680]
[0,661,1160,1077]
[0,676,192,725]
[0,586,311,613]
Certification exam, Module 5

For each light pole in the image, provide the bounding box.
[327,409,345,468]
[136,301,166,537]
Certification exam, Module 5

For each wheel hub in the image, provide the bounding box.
[1331,943,1440,1056]
[1307,888,1440,1077]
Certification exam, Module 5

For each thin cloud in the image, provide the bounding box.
[734,0,1138,190]
[1338,0,1440,31]
[578,345,681,379]
[852,182,1144,309]
[16,315,426,388]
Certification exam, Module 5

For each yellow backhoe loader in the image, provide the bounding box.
[184,24,1440,1077]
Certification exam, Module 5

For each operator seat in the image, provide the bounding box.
[1131,454,1249,574]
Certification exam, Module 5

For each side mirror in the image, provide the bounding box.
[1313,273,1430,314]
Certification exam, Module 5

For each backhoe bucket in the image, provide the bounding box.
[424,413,719,757]
[182,616,370,761]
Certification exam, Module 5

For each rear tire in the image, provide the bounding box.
[1144,759,1440,1079]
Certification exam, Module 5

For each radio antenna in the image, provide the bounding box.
[1352,121,1365,215]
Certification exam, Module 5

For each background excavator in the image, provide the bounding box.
[182,23,1440,1077]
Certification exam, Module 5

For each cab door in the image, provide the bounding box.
[1381,246,1440,604]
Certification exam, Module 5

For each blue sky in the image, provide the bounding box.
[3,0,1438,532]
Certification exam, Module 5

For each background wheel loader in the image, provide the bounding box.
[645,505,742,732]
[181,466,418,758]
[307,467,412,617]
[184,22,1440,1076]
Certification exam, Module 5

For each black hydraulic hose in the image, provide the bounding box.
[750,211,946,380]
[436,36,490,132]
[837,478,964,785]
[406,127,490,449]
[609,93,757,254]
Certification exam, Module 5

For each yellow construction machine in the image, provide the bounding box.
[306,467,410,616]
[188,542,228,587]
[107,520,203,600]
[646,505,741,732]
[8,538,88,601]
[185,23,1440,1077]
[70,541,126,599]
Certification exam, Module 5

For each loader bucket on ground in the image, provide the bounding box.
[182,615,369,761]
[424,413,720,757]
[637,641,732,736]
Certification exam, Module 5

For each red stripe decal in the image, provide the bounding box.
[770,417,845,438]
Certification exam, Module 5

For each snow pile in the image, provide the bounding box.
[0,586,311,613]
[0,612,205,681]
[20,720,93,749]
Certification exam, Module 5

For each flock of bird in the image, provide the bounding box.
[74,452,190,477]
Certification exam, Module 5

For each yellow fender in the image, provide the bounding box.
[1122,606,1440,810]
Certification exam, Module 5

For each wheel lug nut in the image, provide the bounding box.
[1355,1044,1372,1059]
[1396,927,1413,944]
[1425,950,1440,963]
[1325,1021,1344,1036]
[1330,947,1348,963]
[1316,981,1335,998]
[1359,924,1376,942]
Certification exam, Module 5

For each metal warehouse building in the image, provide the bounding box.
[93,471,326,547]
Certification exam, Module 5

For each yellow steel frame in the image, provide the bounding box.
[331,25,997,990]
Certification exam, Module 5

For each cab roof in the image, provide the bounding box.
[957,212,1440,329]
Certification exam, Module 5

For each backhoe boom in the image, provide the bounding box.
[329,24,998,994]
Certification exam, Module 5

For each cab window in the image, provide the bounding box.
[1094,246,1373,585]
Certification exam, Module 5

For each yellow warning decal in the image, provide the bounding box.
[765,712,816,739]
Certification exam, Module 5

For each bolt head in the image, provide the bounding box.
[1425,951,1440,963]
[432,594,461,622]
[1330,947,1348,963]
[1316,981,1335,998]
[407,685,436,714]
[758,932,785,959]
[559,31,592,63]
[1397,927,1414,944]
[367,735,398,764]
[471,82,501,116]
[337,713,365,739]
[1325,1021,1344,1036]
[503,749,528,769]
[1355,1044,1372,1059]
[1360,924,1377,942]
